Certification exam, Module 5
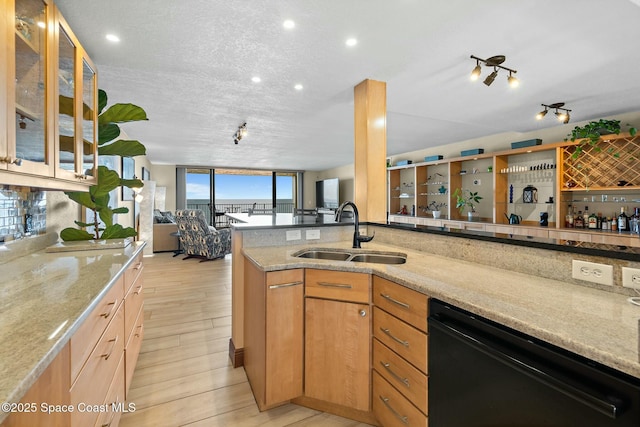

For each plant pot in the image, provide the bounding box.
[467,211,479,221]
[432,211,441,219]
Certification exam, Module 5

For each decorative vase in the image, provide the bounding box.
[467,211,478,221]
[432,210,441,219]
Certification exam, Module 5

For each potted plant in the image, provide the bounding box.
[60,89,148,241]
[426,200,446,219]
[453,188,482,221]
[565,119,637,159]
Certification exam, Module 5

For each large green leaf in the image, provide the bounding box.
[99,140,146,157]
[99,103,148,125]
[98,123,121,144]
[113,207,129,214]
[101,224,138,239]
[60,228,94,241]
[98,89,108,115]
[90,166,121,197]
[121,178,143,189]
[64,191,96,210]
[99,206,114,228]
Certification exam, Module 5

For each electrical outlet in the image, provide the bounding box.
[571,260,613,286]
[286,230,301,241]
[306,229,320,240]
[622,267,640,289]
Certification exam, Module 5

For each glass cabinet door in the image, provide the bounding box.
[81,56,97,180]
[56,21,76,177]
[10,0,53,175]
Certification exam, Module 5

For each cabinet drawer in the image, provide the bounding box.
[70,275,124,382]
[305,269,370,303]
[373,276,428,332]
[373,307,427,373]
[71,304,124,427]
[124,254,144,295]
[373,371,428,427]
[373,339,427,413]
[124,274,144,342]
[93,352,125,427]
[125,307,144,398]
[266,268,304,288]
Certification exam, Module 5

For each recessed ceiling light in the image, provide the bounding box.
[251,76,261,83]
[283,20,295,29]
[345,38,358,47]
[105,34,120,42]
[294,84,303,91]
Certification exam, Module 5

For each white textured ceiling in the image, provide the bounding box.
[54,0,640,171]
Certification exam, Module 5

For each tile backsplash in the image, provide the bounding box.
[0,186,46,241]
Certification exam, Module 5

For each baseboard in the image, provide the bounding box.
[228,338,244,368]
[291,396,379,425]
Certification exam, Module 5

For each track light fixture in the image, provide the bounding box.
[233,122,248,144]
[469,55,519,88]
[536,102,571,124]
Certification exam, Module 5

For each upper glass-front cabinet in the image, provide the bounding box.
[1,0,97,188]
[54,11,97,183]
[7,0,53,175]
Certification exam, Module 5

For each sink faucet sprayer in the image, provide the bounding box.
[334,201,374,248]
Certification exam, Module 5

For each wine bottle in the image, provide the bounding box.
[618,207,629,232]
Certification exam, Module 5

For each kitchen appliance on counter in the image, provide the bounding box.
[429,299,640,426]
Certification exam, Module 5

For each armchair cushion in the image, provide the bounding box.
[175,209,231,260]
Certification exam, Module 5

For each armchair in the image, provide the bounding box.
[175,209,232,261]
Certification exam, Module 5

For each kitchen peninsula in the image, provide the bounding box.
[232,216,640,424]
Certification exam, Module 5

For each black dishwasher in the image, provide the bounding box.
[428,299,640,426]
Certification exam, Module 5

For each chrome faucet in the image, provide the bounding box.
[334,201,374,248]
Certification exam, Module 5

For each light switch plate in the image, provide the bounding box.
[306,229,320,240]
[286,230,301,241]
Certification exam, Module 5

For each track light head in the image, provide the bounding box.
[483,69,498,86]
[233,122,248,144]
[536,109,548,120]
[470,63,482,81]
[507,72,519,88]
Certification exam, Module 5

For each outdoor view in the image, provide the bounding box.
[186,169,296,226]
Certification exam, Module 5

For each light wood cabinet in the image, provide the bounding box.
[372,275,429,425]
[2,254,143,427]
[1,0,97,190]
[243,259,304,410]
[304,269,371,413]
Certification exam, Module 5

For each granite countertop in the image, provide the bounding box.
[242,241,640,379]
[0,238,146,422]
[227,212,352,229]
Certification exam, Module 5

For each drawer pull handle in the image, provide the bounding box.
[380,327,409,347]
[317,281,352,289]
[379,395,409,425]
[102,408,117,427]
[380,293,410,309]
[135,325,143,338]
[269,281,303,289]
[380,361,410,387]
[100,299,118,319]
[134,285,143,295]
[134,262,143,270]
[101,335,119,360]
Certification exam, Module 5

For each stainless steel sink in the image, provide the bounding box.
[293,248,407,264]
[349,254,406,264]
[294,250,351,261]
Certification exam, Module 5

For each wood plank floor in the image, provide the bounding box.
[120,252,373,427]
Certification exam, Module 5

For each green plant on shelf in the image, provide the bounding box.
[565,119,637,159]
[453,188,482,214]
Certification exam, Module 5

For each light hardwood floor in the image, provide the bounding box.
[119,252,373,427]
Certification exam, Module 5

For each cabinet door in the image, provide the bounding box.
[5,0,54,176]
[305,297,371,411]
[265,271,304,405]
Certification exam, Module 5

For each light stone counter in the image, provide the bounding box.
[242,241,640,379]
[0,239,146,422]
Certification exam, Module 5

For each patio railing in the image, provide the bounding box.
[186,202,295,228]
